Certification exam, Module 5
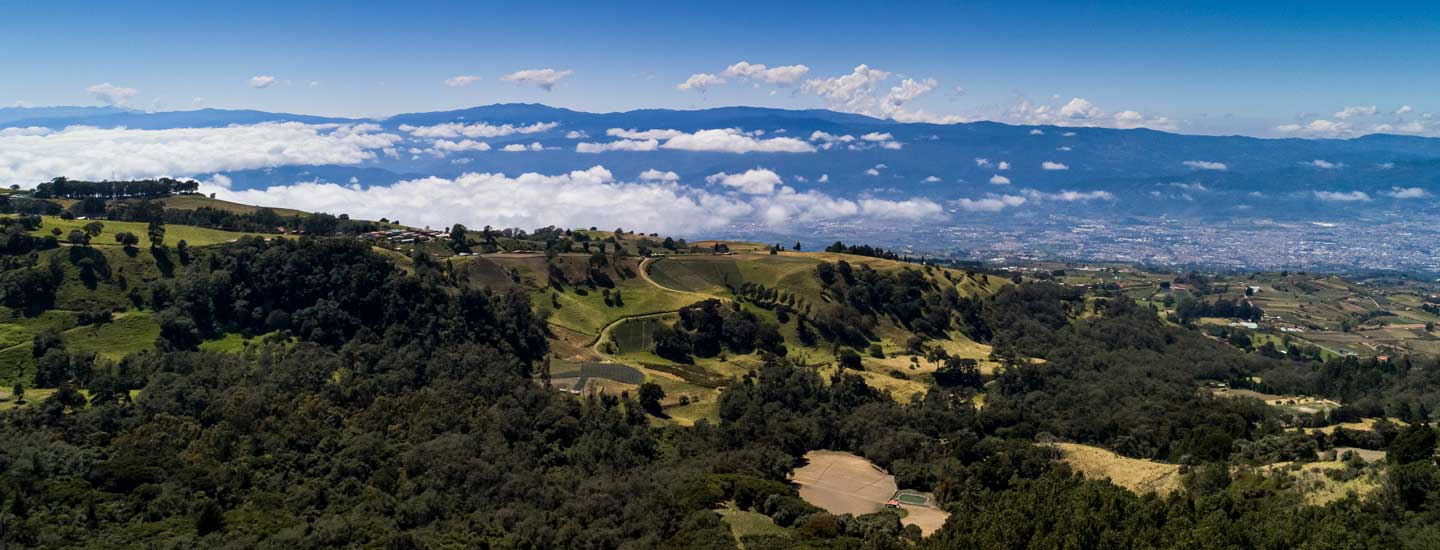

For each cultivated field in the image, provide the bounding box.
[790,450,949,534]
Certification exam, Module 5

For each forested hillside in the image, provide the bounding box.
[0,188,1436,548]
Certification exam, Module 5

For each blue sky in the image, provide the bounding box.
[3,1,1437,136]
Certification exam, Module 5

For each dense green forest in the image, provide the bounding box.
[0,195,1436,548]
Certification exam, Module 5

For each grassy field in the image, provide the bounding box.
[0,311,160,383]
[29,216,268,248]
[716,506,790,542]
[1051,442,1182,495]
[160,194,308,217]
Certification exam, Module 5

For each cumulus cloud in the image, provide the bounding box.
[443,75,482,87]
[86,83,138,106]
[501,68,572,91]
[248,75,277,89]
[677,73,726,92]
[582,128,812,153]
[974,158,991,167]
[1029,129,1045,135]
[721,61,810,85]
[952,194,1026,212]
[997,161,1010,170]
[1334,105,1377,119]
[818,174,829,183]
[1041,161,1069,170]
[801,65,966,124]
[1313,190,1370,201]
[1008,97,1175,131]
[576,139,659,153]
[607,128,686,140]
[429,139,492,153]
[564,130,588,139]
[0,122,401,186]
[706,169,783,195]
[989,175,1011,185]
[1022,189,1114,202]
[1183,160,1228,171]
[500,142,545,152]
[401,121,558,139]
[1383,186,1428,199]
[864,168,881,176]
[1307,159,1342,169]
[861,132,893,142]
[923,176,942,182]
[857,197,944,220]
[639,169,679,182]
[1395,105,1414,115]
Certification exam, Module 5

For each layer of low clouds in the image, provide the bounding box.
[1007,97,1175,131]
[200,165,941,234]
[0,122,400,185]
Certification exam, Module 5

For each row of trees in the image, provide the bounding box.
[31,177,200,199]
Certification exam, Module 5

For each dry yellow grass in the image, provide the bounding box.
[1261,457,1383,506]
[1051,443,1182,495]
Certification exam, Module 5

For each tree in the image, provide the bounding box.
[67,229,90,246]
[1389,424,1438,465]
[838,348,863,371]
[147,219,166,248]
[176,240,191,265]
[11,381,23,403]
[793,241,802,251]
[196,501,225,536]
[449,224,471,253]
[638,382,665,416]
[114,231,140,249]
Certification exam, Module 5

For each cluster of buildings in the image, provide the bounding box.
[359,228,446,244]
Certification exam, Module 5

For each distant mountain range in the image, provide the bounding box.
[5,103,1438,221]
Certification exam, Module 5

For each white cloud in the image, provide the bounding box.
[677,73,726,92]
[607,128,685,140]
[401,121,558,138]
[1009,97,1175,131]
[989,174,1011,185]
[1056,146,1072,151]
[1333,105,1377,119]
[1395,105,1414,115]
[1022,189,1114,202]
[857,197,944,220]
[707,168,783,195]
[1383,186,1428,199]
[801,65,966,124]
[974,158,991,167]
[997,161,1010,170]
[1276,119,1352,137]
[1029,129,1045,135]
[248,75,277,89]
[206,166,751,235]
[500,142,544,152]
[1041,161,1069,170]
[85,83,138,106]
[923,176,942,182]
[0,123,401,186]
[1062,131,1077,137]
[1307,159,1342,169]
[721,61,810,85]
[810,131,856,143]
[1167,182,1209,192]
[501,68,572,91]
[1313,190,1370,201]
[864,168,880,176]
[576,139,660,153]
[879,141,902,150]
[659,128,815,153]
[861,132,893,142]
[639,169,680,182]
[1183,160,1228,171]
[565,130,588,139]
[952,194,1026,212]
[444,75,482,87]
[818,174,829,183]
[430,139,492,153]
